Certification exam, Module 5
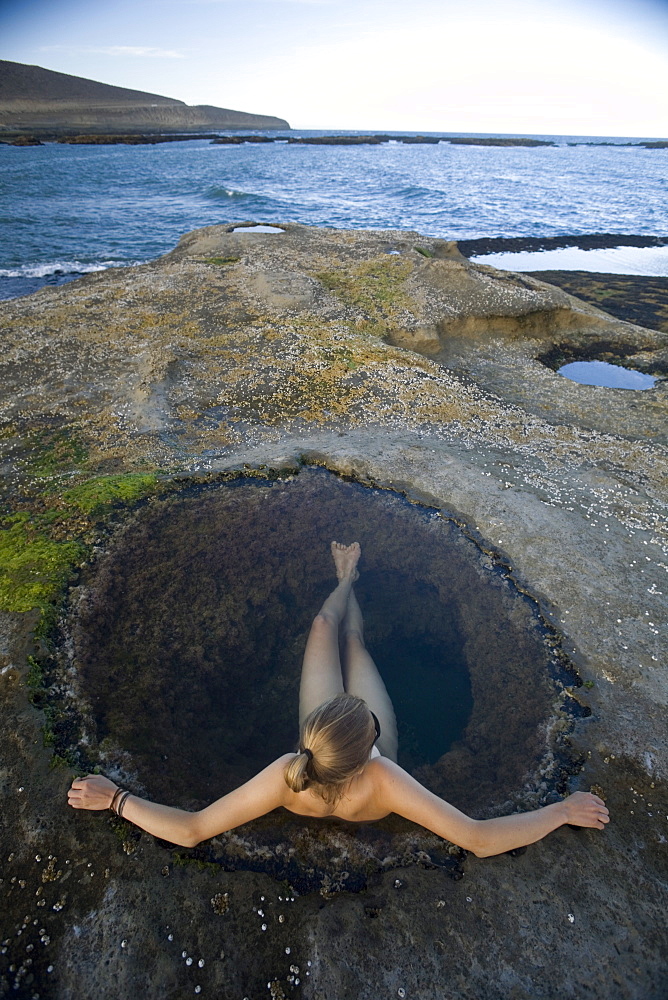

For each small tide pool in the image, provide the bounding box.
[558,360,657,389]
[231,224,285,233]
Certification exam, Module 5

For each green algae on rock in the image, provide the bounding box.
[62,472,159,515]
[0,472,161,617]
[314,256,416,340]
[0,512,85,613]
[22,427,89,478]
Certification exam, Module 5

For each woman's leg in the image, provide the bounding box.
[341,589,399,762]
[298,542,360,727]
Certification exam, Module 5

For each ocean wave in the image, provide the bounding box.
[393,184,440,201]
[203,185,252,201]
[0,260,128,279]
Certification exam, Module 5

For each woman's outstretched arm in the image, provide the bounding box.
[67,754,294,847]
[375,759,609,857]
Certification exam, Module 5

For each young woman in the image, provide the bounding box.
[68,542,609,857]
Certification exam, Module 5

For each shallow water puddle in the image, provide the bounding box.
[558,360,657,389]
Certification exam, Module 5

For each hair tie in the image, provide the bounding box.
[302,747,314,761]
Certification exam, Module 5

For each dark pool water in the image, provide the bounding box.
[354,571,472,769]
[66,468,563,816]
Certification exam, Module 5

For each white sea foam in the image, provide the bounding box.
[204,185,250,200]
[0,260,131,278]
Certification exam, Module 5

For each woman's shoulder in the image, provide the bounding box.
[366,755,407,781]
[238,753,300,811]
[362,756,431,809]
[252,754,299,795]
[272,753,300,779]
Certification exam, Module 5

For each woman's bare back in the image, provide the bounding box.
[281,755,391,822]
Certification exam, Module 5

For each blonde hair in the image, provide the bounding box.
[284,694,376,805]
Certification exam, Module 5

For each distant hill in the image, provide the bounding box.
[0,60,290,133]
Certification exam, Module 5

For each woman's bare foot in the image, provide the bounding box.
[331,541,361,583]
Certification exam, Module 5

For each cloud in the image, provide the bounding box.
[39,45,185,59]
[98,45,185,58]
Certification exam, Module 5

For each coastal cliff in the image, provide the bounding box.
[0,60,290,133]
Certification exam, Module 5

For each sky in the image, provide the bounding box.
[1,0,667,136]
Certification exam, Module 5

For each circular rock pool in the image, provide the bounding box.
[57,468,583,887]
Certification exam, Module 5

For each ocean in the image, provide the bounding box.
[1,130,667,300]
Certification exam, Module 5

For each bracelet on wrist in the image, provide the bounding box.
[109,786,124,814]
[117,790,132,818]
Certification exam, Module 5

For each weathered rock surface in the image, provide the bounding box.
[0,223,666,999]
[523,270,668,335]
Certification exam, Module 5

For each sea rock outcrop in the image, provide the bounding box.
[211,135,555,146]
[0,223,666,999]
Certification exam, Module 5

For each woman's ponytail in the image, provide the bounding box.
[283,694,376,804]
[284,749,313,793]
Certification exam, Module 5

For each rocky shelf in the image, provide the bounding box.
[1,132,558,146]
[0,223,666,999]
[212,134,556,146]
[5,131,664,149]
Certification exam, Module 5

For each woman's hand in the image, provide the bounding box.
[562,791,610,829]
[68,774,118,811]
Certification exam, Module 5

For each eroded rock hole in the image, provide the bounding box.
[68,468,566,824]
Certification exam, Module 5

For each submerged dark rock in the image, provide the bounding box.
[446,136,554,146]
[457,233,668,256]
[571,140,668,148]
[210,134,553,147]
[526,271,668,336]
[55,133,221,145]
